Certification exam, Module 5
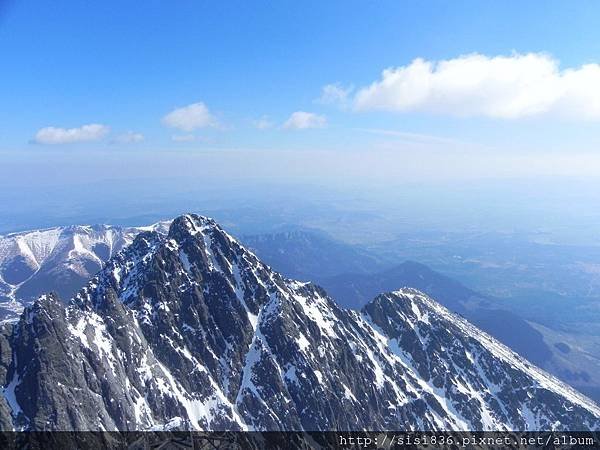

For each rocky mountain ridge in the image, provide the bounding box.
[0,214,598,431]
[0,222,170,321]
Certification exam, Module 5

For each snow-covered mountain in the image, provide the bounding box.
[0,222,170,321]
[0,214,598,431]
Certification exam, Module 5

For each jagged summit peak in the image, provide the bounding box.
[173,213,217,231]
[390,287,423,297]
[363,287,431,312]
[166,214,222,241]
[19,291,63,329]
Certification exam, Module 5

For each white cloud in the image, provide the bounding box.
[33,124,109,144]
[283,111,327,130]
[318,83,353,106]
[353,53,600,120]
[114,131,144,144]
[171,134,196,142]
[162,102,219,131]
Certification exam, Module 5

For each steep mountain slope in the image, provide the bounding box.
[0,214,598,431]
[320,262,553,366]
[241,233,553,368]
[243,232,552,367]
[320,262,600,402]
[0,222,170,321]
[241,230,600,404]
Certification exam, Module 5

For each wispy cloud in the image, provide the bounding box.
[253,116,274,130]
[355,128,470,146]
[113,131,144,144]
[283,111,327,130]
[317,83,353,106]
[33,124,109,144]
[162,102,219,131]
[352,53,600,120]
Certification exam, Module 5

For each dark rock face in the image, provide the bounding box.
[0,214,599,431]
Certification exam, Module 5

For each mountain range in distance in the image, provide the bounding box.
[1,216,599,407]
[0,214,599,431]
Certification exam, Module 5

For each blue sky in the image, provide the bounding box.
[2,0,600,189]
